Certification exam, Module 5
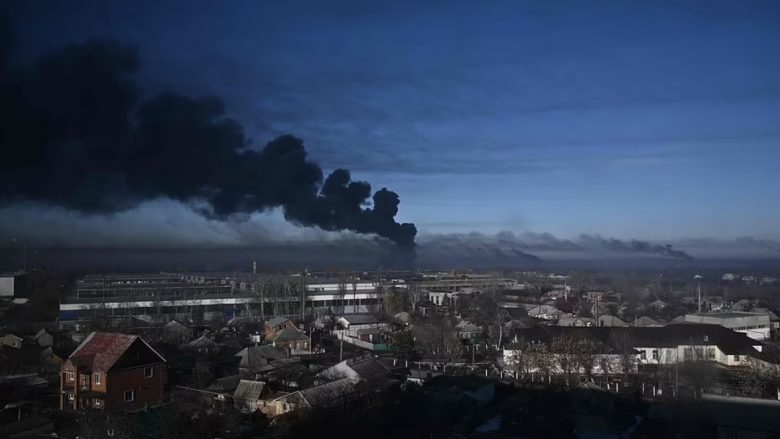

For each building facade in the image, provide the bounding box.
[60,332,166,412]
[684,312,771,340]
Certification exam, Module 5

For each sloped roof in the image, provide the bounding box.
[298,378,357,407]
[340,314,385,325]
[233,379,267,401]
[265,317,291,328]
[206,374,242,393]
[185,335,218,349]
[343,357,390,380]
[237,345,286,370]
[268,327,308,343]
[634,316,661,327]
[512,324,762,356]
[598,315,627,327]
[163,320,188,331]
[68,332,164,373]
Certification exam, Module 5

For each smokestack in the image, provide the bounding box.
[252,259,257,275]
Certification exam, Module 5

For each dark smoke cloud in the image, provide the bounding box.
[419,231,693,260]
[734,236,780,252]
[0,38,416,247]
[576,234,693,260]
[416,232,540,269]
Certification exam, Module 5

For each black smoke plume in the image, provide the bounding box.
[419,232,693,260]
[0,38,416,247]
[576,234,693,260]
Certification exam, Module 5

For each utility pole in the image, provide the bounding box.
[339,333,344,362]
[300,270,306,321]
[695,275,703,313]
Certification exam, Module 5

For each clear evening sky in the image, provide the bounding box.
[4,0,780,251]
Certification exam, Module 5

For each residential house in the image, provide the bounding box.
[264,317,296,338]
[60,332,166,412]
[267,327,310,355]
[261,377,358,417]
[206,374,242,399]
[558,316,595,327]
[233,379,269,413]
[318,357,391,383]
[236,345,286,374]
[183,334,220,353]
[633,316,662,327]
[507,324,777,372]
[0,332,24,348]
[455,320,482,341]
[336,314,391,339]
[597,315,628,327]
[521,304,559,321]
[34,328,54,348]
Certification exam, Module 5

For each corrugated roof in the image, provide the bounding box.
[298,378,357,407]
[233,379,267,401]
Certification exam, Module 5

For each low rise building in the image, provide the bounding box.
[685,312,771,340]
[60,332,166,412]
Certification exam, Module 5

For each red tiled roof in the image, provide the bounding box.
[68,332,138,373]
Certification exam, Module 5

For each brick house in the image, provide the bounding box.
[60,332,166,412]
[264,317,296,338]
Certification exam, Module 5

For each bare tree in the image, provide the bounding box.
[413,317,462,367]
[739,359,780,398]
[552,334,576,387]
[608,330,637,384]
[529,342,554,384]
[573,337,599,381]
[407,284,426,314]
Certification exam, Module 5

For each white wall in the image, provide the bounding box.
[0,277,14,297]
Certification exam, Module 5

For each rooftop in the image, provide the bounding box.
[687,312,768,319]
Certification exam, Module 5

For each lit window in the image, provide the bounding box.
[144,367,154,378]
[124,390,135,402]
[94,374,101,385]
[66,372,75,381]
[107,428,114,437]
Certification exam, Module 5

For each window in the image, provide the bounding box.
[107,428,114,437]
[68,392,75,401]
[733,355,741,363]
[124,390,135,403]
[94,373,101,385]
[144,367,154,378]
[652,349,659,360]
[707,348,716,359]
[639,350,646,360]
[66,372,75,381]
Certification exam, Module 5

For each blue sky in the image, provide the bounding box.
[8,0,780,243]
